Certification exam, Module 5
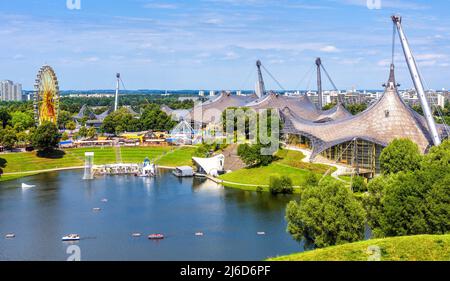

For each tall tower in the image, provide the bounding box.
[114,73,120,112]
[256,60,266,98]
[392,15,441,146]
[316,58,323,109]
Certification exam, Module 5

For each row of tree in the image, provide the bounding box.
[285,139,450,248]
[100,105,176,134]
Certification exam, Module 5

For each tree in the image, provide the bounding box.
[0,107,12,129]
[65,121,76,131]
[269,176,294,195]
[237,143,275,167]
[78,126,88,138]
[101,108,139,134]
[57,110,73,129]
[322,103,336,111]
[61,132,69,141]
[305,172,319,187]
[11,111,34,131]
[351,176,368,193]
[365,141,450,238]
[345,103,367,115]
[87,127,97,139]
[31,122,61,151]
[286,180,366,248]
[15,131,29,146]
[140,104,175,131]
[379,138,422,174]
[0,126,18,149]
[364,176,391,237]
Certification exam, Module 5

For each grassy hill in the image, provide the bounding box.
[269,235,450,261]
[219,149,337,189]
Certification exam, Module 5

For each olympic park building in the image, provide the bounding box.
[164,64,448,177]
[281,65,448,176]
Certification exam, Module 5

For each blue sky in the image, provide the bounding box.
[0,0,449,90]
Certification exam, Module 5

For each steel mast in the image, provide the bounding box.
[392,15,441,146]
[114,73,120,112]
[256,60,266,98]
[316,58,323,109]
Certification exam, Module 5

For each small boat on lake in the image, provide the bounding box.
[5,233,15,239]
[132,233,142,237]
[195,232,204,237]
[62,234,80,241]
[148,234,165,240]
[101,198,108,203]
[173,166,194,177]
[93,208,101,212]
[257,232,266,236]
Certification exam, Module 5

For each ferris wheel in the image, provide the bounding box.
[34,65,60,125]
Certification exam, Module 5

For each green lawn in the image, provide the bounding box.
[269,235,450,261]
[155,147,197,167]
[219,149,337,188]
[0,146,196,183]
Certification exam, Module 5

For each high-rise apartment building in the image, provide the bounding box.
[0,80,23,101]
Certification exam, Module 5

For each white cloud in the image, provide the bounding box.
[223,51,240,60]
[338,0,429,10]
[320,45,340,53]
[143,2,178,9]
[83,56,100,62]
[203,18,224,25]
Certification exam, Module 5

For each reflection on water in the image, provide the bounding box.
[0,170,302,261]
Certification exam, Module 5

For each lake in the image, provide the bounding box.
[0,170,303,261]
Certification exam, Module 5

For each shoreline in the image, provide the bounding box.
[1,165,178,183]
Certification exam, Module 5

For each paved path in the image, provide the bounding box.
[222,144,246,171]
[283,146,354,182]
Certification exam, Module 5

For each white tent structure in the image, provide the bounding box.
[192,154,225,177]
[169,120,195,144]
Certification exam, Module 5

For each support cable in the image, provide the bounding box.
[261,64,286,91]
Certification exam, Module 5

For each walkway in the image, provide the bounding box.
[283,145,354,182]
[222,144,246,171]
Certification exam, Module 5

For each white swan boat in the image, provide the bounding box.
[21,183,35,189]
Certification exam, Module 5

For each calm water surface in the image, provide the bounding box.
[0,170,303,261]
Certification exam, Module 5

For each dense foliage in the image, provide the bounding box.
[351,176,368,193]
[269,176,294,195]
[345,103,368,115]
[365,140,450,238]
[237,143,275,167]
[100,105,176,134]
[31,122,61,151]
[286,180,366,248]
[225,107,281,167]
[60,95,194,114]
[379,138,422,174]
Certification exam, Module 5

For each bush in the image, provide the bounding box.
[305,172,319,187]
[380,138,422,174]
[238,143,275,167]
[269,176,294,195]
[351,176,367,193]
[286,180,366,248]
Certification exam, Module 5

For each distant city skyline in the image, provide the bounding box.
[0,0,449,90]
